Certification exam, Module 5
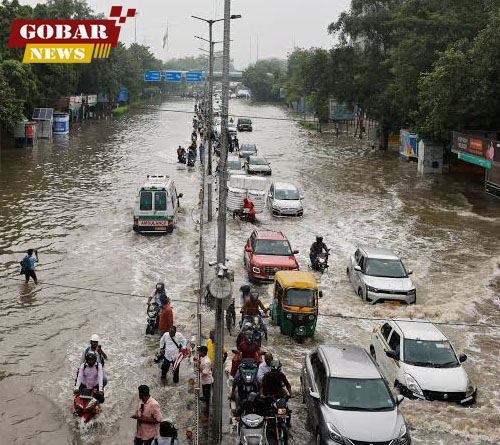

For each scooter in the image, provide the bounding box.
[74,388,100,423]
[187,151,196,167]
[311,249,330,274]
[177,153,186,164]
[146,303,159,335]
[238,413,266,445]
[233,358,260,412]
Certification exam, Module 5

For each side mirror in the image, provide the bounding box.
[459,354,467,363]
[396,394,404,406]
[407,269,413,275]
[354,265,362,272]
[178,193,184,198]
[385,349,400,361]
[245,246,252,253]
[318,290,323,299]
[309,388,320,400]
[293,249,299,254]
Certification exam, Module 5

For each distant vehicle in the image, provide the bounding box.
[237,118,253,131]
[237,90,251,99]
[228,123,237,136]
[133,175,183,234]
[245,156,271,176]
[230,93,237,99]
[347,246,416,304]
[239,143,257,159]
[227,157,244,177]
[370,320,476,405]
[244,229,299,281]
[267,182,303,217]
[301,344,411,445]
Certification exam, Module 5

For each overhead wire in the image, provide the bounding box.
[4,276,500,330]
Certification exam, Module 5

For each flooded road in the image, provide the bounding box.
[1,99,500,444]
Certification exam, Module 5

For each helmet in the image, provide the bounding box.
[85,351,97,361]
[244,321,252,329]
[90,334,99,342]
[316,236,323,243]
[240,284,251,295]
[270,360,282,371]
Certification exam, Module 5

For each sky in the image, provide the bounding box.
[19,0,352,70]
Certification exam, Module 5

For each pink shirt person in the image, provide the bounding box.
[132,385,163,441]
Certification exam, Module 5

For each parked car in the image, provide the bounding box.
[301,344,411,445]
[347,246,416,304]
[268,182,303,217]
[370,320,476,405]
[228,122,237,135]
[245,156,272,175]
[239,143,257,159]
[243,229,299,281]
[227,157,244,178]
[237,118,253,131]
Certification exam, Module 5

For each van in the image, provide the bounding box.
[133,175,183,233]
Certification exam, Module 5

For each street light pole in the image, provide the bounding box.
[134,11,139,44]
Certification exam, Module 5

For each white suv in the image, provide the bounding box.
[370,320,476,405]
[347,246,416,304]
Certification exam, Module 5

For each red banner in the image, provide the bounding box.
[8,20,121,48]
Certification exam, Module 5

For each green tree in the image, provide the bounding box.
[243,58,286,102]
[0,65,23,128]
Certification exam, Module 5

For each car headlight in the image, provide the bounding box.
[397,422,411,444]
[326,423,344,444]
[252,267,261,274]
[366,285,378,293]
[407,288,416,295]
[272,204,281,211]
[308,314,315,320]
[466,377,475,397]
[405,373,423,396]
[285,313,292,320]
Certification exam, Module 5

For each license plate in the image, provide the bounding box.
[387,300,402,305]
[155,227,166,231]
[139,220,169,227]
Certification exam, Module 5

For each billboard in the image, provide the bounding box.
[329,100,354,121]
[451,131,500,167]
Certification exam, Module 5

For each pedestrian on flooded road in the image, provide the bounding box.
[195,345,213,414]
[20,248,39,284]
[160,325,187,383]
[131,385,162,445]
[199,142,204,164]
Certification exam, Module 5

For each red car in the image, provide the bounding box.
[244,229,299,281]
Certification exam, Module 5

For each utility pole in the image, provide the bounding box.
[207,23,214,221]
[134,11,139,44]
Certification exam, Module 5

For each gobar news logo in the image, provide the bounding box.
[7,6,135,63]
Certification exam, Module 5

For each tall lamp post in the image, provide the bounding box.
[134,11,139,43]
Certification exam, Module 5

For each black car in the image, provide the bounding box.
[237,118,253,132]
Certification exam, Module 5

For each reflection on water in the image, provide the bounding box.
[0,100,499,444]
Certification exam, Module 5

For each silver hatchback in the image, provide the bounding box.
[301,345,411,445]
[347,247,416,305]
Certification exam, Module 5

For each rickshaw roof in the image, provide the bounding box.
[275,271,318,288]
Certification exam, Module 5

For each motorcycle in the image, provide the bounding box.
[74,388,100,423]
[311,249,330,274]
[238,314,267,346]
[187,150,196,167]
[177,153,186,164]
[265,398,290,445]
[238,413,266,445]
[146,303,160,335]
[233,358,260,411]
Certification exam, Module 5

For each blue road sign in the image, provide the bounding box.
[186,71,203,82]
[165,71,182,83]
[144,71,161,82]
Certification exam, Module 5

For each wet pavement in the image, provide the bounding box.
[1,99,500,444]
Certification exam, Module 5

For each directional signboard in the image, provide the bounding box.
[329,100,354,121]
[186,71,203,82]
[144,71,161,82]
[165,71,182,83]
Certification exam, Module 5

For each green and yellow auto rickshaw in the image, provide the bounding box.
[270,271,322,341]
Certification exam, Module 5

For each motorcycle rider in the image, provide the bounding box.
[257,352,273,384]
[177,145,186,163]
[242,197,256,222]
[240,285,268,340]
[260,360,292,400]
[75,351,104,403]
[235,391,266,419]
[230,331,261,378]
[309,236,329,266]
[148,279,170,308]
[187,146,196,166]
[80,334,108,387]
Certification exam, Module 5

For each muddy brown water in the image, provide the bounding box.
[0,100,499,444]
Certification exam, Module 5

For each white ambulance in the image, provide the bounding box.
[133,175,183,233]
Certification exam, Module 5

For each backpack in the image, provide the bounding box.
[20,256,30,275]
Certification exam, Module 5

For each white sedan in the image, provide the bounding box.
[370,319,476,405]
[245,156,271,175]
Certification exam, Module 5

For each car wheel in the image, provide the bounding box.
[346,267,349,276]
[315,429,322,445]
[370,345,376,360]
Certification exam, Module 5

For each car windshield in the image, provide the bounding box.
[239,119,251,124]
[365,258,407,278]
[275,188,299,200]
[328,378,395,411]
[254,239,292,256]
[242,145,256,152]
[250,158,267,165]
[227,160,241,170]
[284,288,315,307]
[404,339,459,368]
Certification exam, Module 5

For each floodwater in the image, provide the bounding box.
[0,99,499,445]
